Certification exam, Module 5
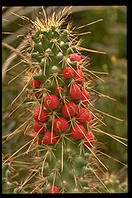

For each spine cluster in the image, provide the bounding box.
[25,20,99,192]
[30,52,95,148]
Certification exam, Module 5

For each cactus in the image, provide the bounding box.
[2,7,127,194]
[97,173,128,193]
[2,162,19,194]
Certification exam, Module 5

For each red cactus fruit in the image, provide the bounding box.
[71,124,87,140]
[62,102,78,117]
[69,83,82,100]
[30,130,43,144]
[37,138,43,144]
[33,120,46,133]
[74,69,85,83]
[42,131,58,145]
[29,130,36,138]
[80,87,90,104]
[44,94,60,110]
[34,106,50,122]
[88,112,93,120]
[76,108,92,123]
[49,186,59,194]
[34,68,40,73]
[87,113,93,126]
[53,117,69,132]
[34,91,43,98]
[30,68,42,89]
[70,53,82,62]
[83,131,95,147]
[30,78,42,88]
[55,86,65,94]
[63,67,74,79]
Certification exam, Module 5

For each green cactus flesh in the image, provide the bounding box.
[27,14,98,193]
[39,139,91,193]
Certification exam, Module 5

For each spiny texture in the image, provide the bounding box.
[97,173,128,193]
[28,26,97,192]
[3,7,126,194]
[2,163,19,194]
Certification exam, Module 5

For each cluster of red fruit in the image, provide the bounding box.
[30,53,95,147]
[30,68,43,98]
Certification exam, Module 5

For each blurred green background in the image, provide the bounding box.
[2,6,127,189]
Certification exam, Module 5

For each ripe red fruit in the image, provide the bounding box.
[30,78,42,88]
[37,138,43,144]
[30,68,42,88]
[42,131,58,145]
[33,120,46,133]
[71,124,87,140]
[62,102,78,117]
[49,186,59,194]
[29,130,36,138]
[63,67,74,79]
[74,69,85,83]
[44,94,60,110]
[29,130,43,144]
[34,106,50,122]
[53,117,69,132]
[34,91,43,98]
[83,131,95,147]
[69,83,82,100]
[87,113,93,126]
[31,68,40,74]
[80,87,90,104]
[70,53,82,62]
[76,108,92,123]
[34,68,40,73]
[55,86,65,94]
